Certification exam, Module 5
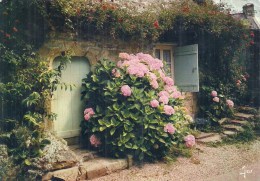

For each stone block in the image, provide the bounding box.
[223,130,237,136]
[230,120,250,126]
[106,159,128,173]
[42,166,79,181]
[195,132,216,139]
[222,124,244,132]
[31,132,78,172]
[235,113,254,120]
[197,134,222,143]
[81,158,129,180]
[84,159,108,179]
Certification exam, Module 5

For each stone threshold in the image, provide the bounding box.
[42,157,132,180]
[42,144,133,181]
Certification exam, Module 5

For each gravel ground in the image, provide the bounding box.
[93,139,260,181]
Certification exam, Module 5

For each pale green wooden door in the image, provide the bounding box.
[52,57,90,138]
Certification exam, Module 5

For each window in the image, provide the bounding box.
[154,43,199,92]
[154,43,175,77]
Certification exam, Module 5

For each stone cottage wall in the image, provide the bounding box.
[38,32,198,131]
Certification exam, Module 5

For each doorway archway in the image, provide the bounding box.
[52,56,90,139]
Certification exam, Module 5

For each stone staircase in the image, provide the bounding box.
[220,106,258,138]
[196,106,259,143]
[42,145,133,180]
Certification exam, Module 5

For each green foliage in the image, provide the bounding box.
[43,0,252,126]
[0,1,69,176]
[81,56,193,161]
[235,127,256,142]
[199,86,234,124]
[0,0,48,48]
[46,0,249,42]
[222,127,256,144]
[0,41,68,177]
[0,145,16,180]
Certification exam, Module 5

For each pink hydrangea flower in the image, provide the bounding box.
[126,62,149,78]
[149,59,164,71]
[147,72,157,81]
[163,105,175,115]
[84,108,95,116]
[159,95,169,104]
[150,79,159,89]
[164,123,176,134]
[84,108,95,121]
[84,113,91,121]
[171,91,181,99]
[90,134,101,147]
[119,52,130,60]
[211,91,217,97]
[158,70,166,79]
[121,85,132,97]
[136,52,153,61]
[158,91,170,97]
[213,97,219,102]
[236,80,242,84]
[150,99,159,108]
[117,60,123,68]
[226,99,234,108]
[165,85,177,94]
[112,68,121,78]
[135,53,163,71]
[184,135,196,148]
[163,76,174,86]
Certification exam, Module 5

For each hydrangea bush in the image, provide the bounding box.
[81,53,194,161]
[199,88,235,124]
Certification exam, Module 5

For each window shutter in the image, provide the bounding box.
[174,44,199,92]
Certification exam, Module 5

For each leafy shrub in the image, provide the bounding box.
[0,41,68,176]
[81,53,194,161]
[199,87,234,124]
[0,145,16,180]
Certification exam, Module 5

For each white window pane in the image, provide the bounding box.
[163,50,172,76]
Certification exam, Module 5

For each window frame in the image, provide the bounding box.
[153,43,177,77]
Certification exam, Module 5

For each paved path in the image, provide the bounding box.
[93,140,260,181]
[207,161,260,181]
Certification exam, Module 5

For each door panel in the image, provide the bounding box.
[174,44,199,92]
[52,57,90,138]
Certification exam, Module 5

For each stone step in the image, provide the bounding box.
[229,120,250,126]
[69,144,82,151]
[195,132,216,139]
[79,151,98,162]
[218,118,230,125]
[234,112,254,120]
[69,145,98,162]
[197,134,222,143]
[42,157,132,180]
[222,124,244,132]
[236,106,258,114]
[223,130,237,136]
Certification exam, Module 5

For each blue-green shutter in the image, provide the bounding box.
[174,44,199,92]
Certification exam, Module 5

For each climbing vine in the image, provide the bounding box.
[0,0,70,178]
